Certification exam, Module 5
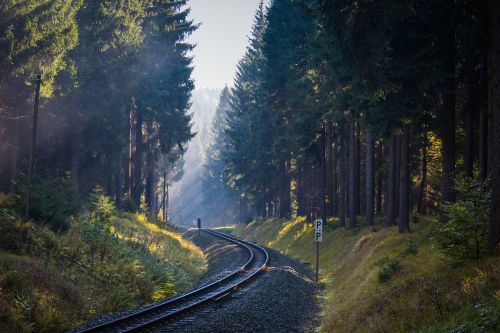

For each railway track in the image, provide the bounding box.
[75,228,269,333]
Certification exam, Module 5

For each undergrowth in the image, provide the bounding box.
[0,199,206,333]
[234,216,500,333]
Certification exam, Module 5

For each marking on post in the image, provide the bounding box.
[315,219,323,242]
[315,219,323,232]
[314,219,323,283]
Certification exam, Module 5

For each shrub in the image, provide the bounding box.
[83,188,115,263]
[400,238,418,255]
[376,257,402,283]
[122,194,138,213]
[437,176,490,263]
[13,176,81,231]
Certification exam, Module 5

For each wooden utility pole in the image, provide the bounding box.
[25,74,41,220]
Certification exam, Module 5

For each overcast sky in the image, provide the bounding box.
[187,0,266,89]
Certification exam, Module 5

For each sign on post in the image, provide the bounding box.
[314,219,323,283]
[315,219,323,242]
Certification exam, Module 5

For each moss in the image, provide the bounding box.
[234,216,500,332]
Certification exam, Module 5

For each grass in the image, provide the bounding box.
[234,216,500,332]
[0,210,207,333]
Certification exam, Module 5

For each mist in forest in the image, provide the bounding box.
[169,88,220,227]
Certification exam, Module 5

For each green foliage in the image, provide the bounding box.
[13,176,82,231]
[422,300,500,333]
[83,188,115,262]
[0,208,206,332]
[376,257,402,283]
[437,176,491,262]
[122,194,138,213]
[89,188,115,227]
[0,0,83,96]
[401,238,419,255]
[446,302,500,333]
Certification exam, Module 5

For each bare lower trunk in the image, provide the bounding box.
[375,141,384,215]
[116,154,123,210]
[332,132,339,216]
[339,129,346,227]
[399,126,410,232]
[418,131,429,215]
[349,114,357,229]
[464,87,474,178]
[365,131,375,227]
[133,106,143,206]
[488,0,500,254]
[440,31,456,207]
[354,120,361,216]
[388,133,397,226]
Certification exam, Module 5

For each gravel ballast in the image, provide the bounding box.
[156,230,319,333]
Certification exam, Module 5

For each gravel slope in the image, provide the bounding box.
[155,230,319,333]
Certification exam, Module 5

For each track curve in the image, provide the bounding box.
[74,228,268,333]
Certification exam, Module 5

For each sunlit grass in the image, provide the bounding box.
[133,213,204,257]
[0,210,208,332]
[234,216,500,332]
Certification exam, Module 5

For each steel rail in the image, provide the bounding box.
[75,228,268,333]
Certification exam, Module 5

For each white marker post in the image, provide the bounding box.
[315,219,323,283]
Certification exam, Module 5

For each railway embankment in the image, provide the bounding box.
[234,217,500,333]
[0,210,206,333]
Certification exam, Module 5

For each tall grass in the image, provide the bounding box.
[235,217,499,332]
[0,209,207,332]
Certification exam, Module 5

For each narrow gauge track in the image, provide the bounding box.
[76,229,269,333]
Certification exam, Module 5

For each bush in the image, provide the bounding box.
[13,176,81,231]
[437,176,490,263]
[83,188,115,263]
[400,238,418,255]
[423,300,500,333]
[122,194,138,213]
[376,257,402,283]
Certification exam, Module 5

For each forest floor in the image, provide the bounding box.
[153,229,319,333]
[233,216,500,333]
[0,211,207,333]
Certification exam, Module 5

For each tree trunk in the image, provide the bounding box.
[440,31,456,206]
[115,154,123,210]
[464,84,474,178]
[326,121,334,216]
[399,126,410,233]
[332,130,339,216]
[395,133,401,218]
[349,114,357,229]
[487,0,500,254]
[322,122,328,224]
[162,171,167,223]
[354,119,361,216]
[133,106,143,207]
[145,149,155,212]
[125,101,134,196]
[388,133,397,226]
[418,130,429,215]
[365,131,375,227]
[339,128,346,227]
[8,105,20,191]
[375,141,384,216]
[480,103,488,180]
[279,160,291,218]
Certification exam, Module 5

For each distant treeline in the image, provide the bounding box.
[203,0,500,253]
[0,1,196,217]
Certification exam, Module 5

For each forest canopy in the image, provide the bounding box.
[0,0,196,219]
[202,0,500,255]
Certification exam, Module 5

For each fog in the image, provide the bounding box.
[169,88,220,227]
